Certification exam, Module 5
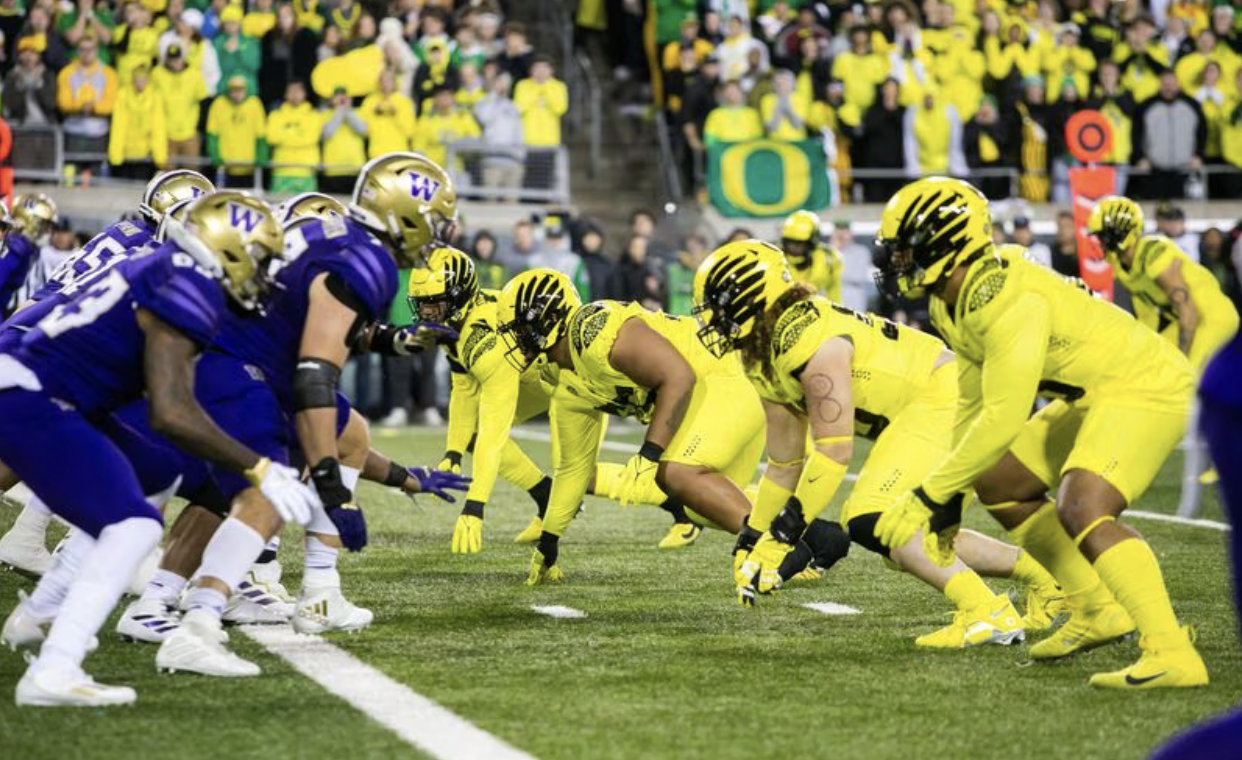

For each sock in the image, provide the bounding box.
[36,517,162,674]
[196,517,266,599]
[256,537,281,566]
[528,477,552,519]
[500,439,545,491]
[1007,500,1113,611]
[1094,538,1182,645]
[183,586,228,617]
[943,571,995,611]
[12,499,52,535]
[303,536,340,589]
[140,569,188,606]
[340,465,361,494]
[659,498,690,524]
[1010,550,1058,591]
[24,529,95,619]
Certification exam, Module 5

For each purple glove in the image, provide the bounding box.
[408,467,472,502]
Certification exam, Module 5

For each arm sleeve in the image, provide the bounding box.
[923,294,1051,502]
[445,369,480,454]
[952,359,984,446]
[464,359,523,503]
[542,393,605,538]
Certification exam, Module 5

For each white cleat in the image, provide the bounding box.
[155,609,260,677]
[3,592,48,653]
[126,547,164,597]
[292,587,373,635]
[16,665,136,707]
[0,528,52,577]
[223,577,295,625]
[116,598,181,643]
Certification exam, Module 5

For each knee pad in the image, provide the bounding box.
[846,512,890,558]
[803,519,850,571]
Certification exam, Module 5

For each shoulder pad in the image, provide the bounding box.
[459,319,497,372]
[1134,235,1169,273]
[964,258,1010,315]
[773,299,820,358]
[569,302,611,356]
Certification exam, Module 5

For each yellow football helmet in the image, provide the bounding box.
[780,209,821,266]
[496,268,582,371]
[168,191,284,312]
[408,246,479,328]
[1087,195,1143,258]
[349,152,458,268]
[692,239,792,358]
[10,193,58,240]
[875,177,992,298]
[278,192,347,224]
[139,169,215,227]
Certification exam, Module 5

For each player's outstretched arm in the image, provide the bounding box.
[1154,259,1201,358]
[452,359,523,554]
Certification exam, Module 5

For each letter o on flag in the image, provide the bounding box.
[720,141,812,216]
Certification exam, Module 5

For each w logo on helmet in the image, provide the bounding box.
[228,203,261,232]
[409,171,442,203]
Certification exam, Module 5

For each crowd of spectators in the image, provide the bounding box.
[595,0,1242,202]
[0,0,568,191]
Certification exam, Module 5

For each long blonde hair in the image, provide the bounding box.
[739,282,817,384]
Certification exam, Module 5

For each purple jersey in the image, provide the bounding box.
[32,218,156,303]
[9,244,225,418]
[213,216,398,407]
[0,233,41,314]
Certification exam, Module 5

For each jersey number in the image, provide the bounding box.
[38,269,130,338]
[55,234,133,296]
[830,303,899,340]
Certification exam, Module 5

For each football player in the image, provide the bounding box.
[0,192,318,706]
[780,209,843,302]
[153,152,460,675]
[874,177,1207,688]
[0,171,214,576]
[694,240,1061,644]
[0,193,57,316]
[497,270,847,586]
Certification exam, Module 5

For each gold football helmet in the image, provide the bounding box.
[496,268,581,371]
[168,191,284,312]
[349,152,458,268]
[278,192,347,224]
[139,169,215,227]
[10,193,58,240]
[692,239,792,358]
[875,177,992,298]
[780,209,821,267]
[1087,196,1143,258]
[408,246,478,328]
[154,198,195,243]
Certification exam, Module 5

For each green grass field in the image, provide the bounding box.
[0,426,1238,760]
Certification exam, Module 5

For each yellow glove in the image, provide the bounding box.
[438,451,463,475]
[737,532,795,597]
[526,548,564,586]
[609,442,662,507]
[925,490,964,568]
[451,501,484,554]
[875,489,933,550]
[731,520,762,607]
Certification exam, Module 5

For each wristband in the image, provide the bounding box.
[462,499,485,518]
[443,450,463,468]
[638,440,665,462]
[244,457,272,487]
[384,460,409,487]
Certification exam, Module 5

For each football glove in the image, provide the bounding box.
[876,487,956,553]
[245,457,319,526]
[326,503,368,551]
[732,521,762,607]
[438,450,463,475]
[526,549,564,586]
[451,500,484,554]
[408,466,471,502]
[925,490,965,568]
[610,442,662,507]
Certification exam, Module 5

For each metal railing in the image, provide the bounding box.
[572,49,602,179]
[653,110,683,203]
[11,126,63,182]
[444,140,569,205]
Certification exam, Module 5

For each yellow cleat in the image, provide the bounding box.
[1021,582,1067,632]
[1089,626,1208,690]
[1028,601,1134,660]
[1199,468,1219,485]
[657,522,702,550]
[915,595,1026,649]
[514,517,543,545]
[783,565,824,584]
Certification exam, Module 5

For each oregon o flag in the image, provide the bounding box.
[708,139,831,217]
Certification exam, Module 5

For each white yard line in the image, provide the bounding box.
[240,626,539,760]
[530,605,588,619]
[1127,510,1231,532]
[802,602,862,615]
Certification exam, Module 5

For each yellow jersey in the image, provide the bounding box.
[746,296,946,439]
[560,300,737,423]
[789,245,843,303]
[1109,234,1240,372]
[923,244,1193,501]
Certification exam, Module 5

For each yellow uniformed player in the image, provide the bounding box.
[1087,196,1240,374]
[497,269,776,585]
[694,241,1061,645]
[875,177,1207,689]
[780,210,843,302]
[411,251,702,554]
